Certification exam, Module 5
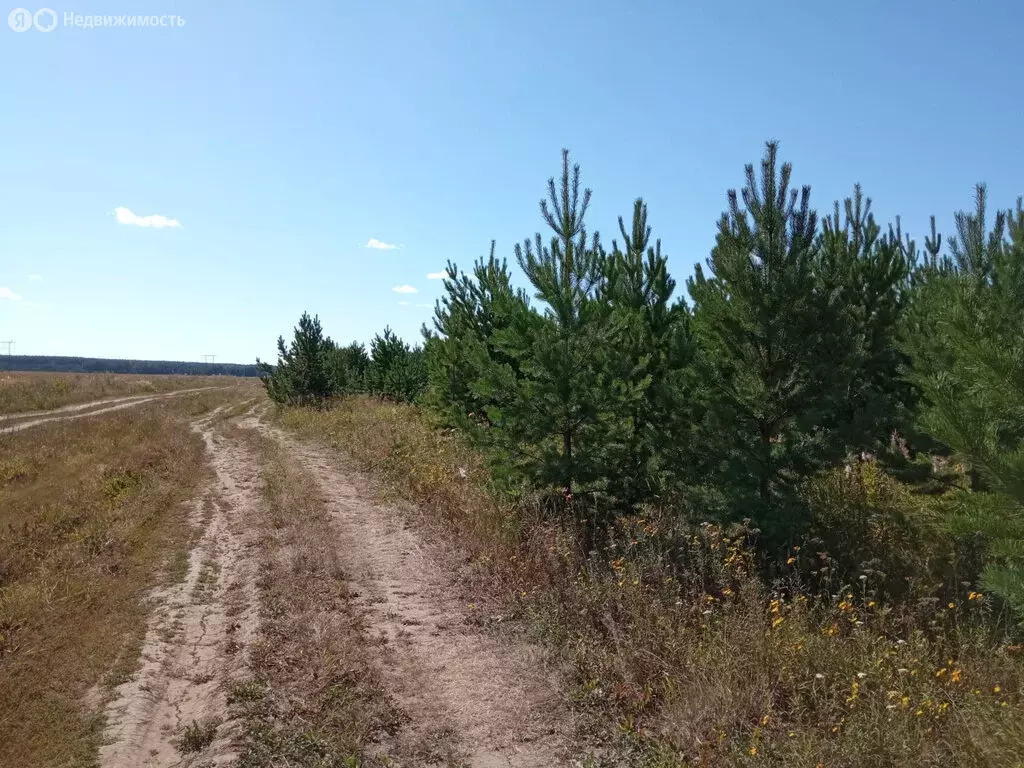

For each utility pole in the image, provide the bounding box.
[0,341,13,355]
[202,354,216,364]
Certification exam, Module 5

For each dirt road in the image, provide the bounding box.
[0,387,221,435]
[99,406,261,768]
[261,423,575,767]
[96,407,579,767]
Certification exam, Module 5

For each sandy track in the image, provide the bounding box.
[98,409,578,767]
[0,388,221,435]
[259,424,576,767]
[0,392,165,421]
[98,407,261,768]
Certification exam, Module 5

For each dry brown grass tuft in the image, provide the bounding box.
[276,396,1024,768]
[227,423,403,768]
[0,371,245,415]
[0,385,251,768]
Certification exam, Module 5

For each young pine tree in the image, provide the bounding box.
[424,244,528,436]
[688,142,836,539]
[486,150,624,498]
[365,327,427,403]
[324,340,369,396]
[600,198,694,507]
[256,311,332,407]
[912,188,1024,615]
[816,186,913,450]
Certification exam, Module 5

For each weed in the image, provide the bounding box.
[228,680,268,704]
[176,717,221,753]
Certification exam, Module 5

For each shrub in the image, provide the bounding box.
[803,461,982,604]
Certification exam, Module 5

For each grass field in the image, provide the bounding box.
[0,371,243,415]
[0,381,253,768]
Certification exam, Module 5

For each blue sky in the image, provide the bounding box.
[1,0,1021,364]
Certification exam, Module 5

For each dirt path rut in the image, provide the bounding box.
[98,407,261,768]
[0,387,221,435]
[260,424,576,767]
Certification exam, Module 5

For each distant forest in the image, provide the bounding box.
[1,355,261,377]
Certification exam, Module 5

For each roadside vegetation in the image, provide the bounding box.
[264,143,1024,765]
[0,386,247,767]
[0,371,223,415]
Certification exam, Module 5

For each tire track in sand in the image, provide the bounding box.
[98,406,261,768]
[0,388,222,435]
[254,421,579,768]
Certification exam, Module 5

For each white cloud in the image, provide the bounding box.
[415,303,433,308]
[426,271,447,280]
[0,287,22,301]
[397,301,411,306]
[366,238,397,250]
[27,274,42,281]
[114,206,182,229]
[392,285,417,294]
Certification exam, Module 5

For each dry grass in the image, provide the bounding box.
[0,371,244,415]
[227,423,402,768]
[0,385,251,768]
[277,396,1024,768]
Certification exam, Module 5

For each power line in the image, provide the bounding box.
[0,341,13,355]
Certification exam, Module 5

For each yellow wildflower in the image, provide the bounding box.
[846,681,860,704]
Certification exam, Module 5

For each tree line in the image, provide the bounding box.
[260,142,1024,614]
[4,354,260,377]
